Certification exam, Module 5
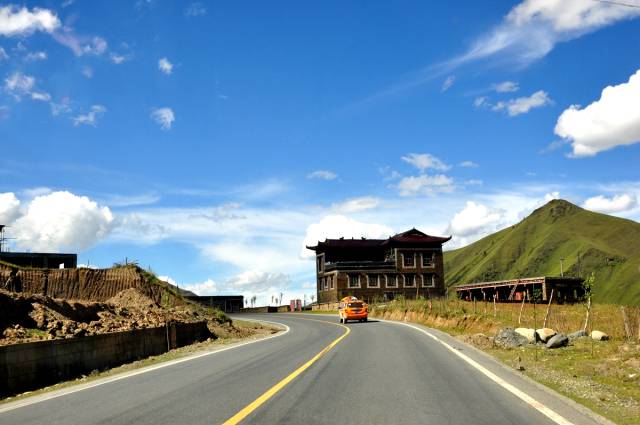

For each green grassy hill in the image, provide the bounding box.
[444,199,640,305]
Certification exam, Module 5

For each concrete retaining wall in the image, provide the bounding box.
[0,321,211,397]
[312,302,339,311]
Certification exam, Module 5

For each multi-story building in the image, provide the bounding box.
[306,228,451,303]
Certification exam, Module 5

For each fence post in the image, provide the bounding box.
[518,293,526,325]
[543,289,554,328]
[583,297,591,333]
[621,306,632,341]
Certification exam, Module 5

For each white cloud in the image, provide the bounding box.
[185,2,207,17]
[331,196,380,214]
[447,201,504,238]
[4,72,35,98]
[474,96,489,108]
[110,53,131,64]
[307,170,337,180]
[24,51,46,61]
[0,5,60,36]
[72,105,106,126]
[447,0,640,69]
[441,75,455,92]
[12,191,114,252]
[583,194,638,214]
[0,47,8,60]
[30,91,51,102]
[401,153,450,171]
[0,192,21,224]
[158,57,173,74]
[492,81,519,93]
[151,107,175,130]
[52,33,107,56]
[50,96,72,116]
[459,160,479,168]
[397,174,455,196]
[492,90,551,116]
[183,278,218,295]
[82,66,93,79]
[302,215,393,259]
[555,69,640,157]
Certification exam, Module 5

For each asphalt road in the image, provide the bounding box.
[0,314,608,425]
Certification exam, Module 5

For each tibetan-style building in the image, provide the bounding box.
[306,229,451,303]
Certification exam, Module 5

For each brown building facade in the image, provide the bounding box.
[306,229,451,303]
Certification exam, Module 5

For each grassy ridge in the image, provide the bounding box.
[444,199,640,305]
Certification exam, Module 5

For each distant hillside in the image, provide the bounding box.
[444,199,640,305]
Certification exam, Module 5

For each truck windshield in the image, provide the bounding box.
[348,302,363,308]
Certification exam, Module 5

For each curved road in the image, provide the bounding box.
[0,314,607,425]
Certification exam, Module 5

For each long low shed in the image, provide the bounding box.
[454,276,585,303]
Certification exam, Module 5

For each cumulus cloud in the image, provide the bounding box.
[331,196,380,214]
[447,201,504,238]
[72,105,106,126]
[301,215,393,259]
[12,191,114,252]
[441,75,455,92]
[401,153,450,171]
[110,53,132,64]
[0,192,21,224]
[474,96,489,109]
[183,278,218,295]
[492,90,551,116]
[492,81,519,93]
[0,5,60,36]
[397,174,454,196]
[555,69,640,157]
[307,170,337,180]
[583,194,638,214]
[447,0,640,69]
[151,107,175,130]
[158,57,173,74]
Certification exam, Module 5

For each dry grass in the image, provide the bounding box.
[371,297,640,340]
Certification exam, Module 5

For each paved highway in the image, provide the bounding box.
[0,314,608,425]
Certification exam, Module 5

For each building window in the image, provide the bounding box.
[422,252,435,268]
[324,277,328,291]
[329,275,334,290]
[422,274,435,287]
[348,274,361,288]
[404,274,416,287]
[318,278,323,291]
[317,255,324,272]
[402,252,415,268]
[386,275,397,287]
[367,274,380,288]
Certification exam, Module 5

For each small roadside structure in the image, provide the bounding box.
[454,276,585,303]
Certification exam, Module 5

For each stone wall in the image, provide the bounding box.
[0,321,211,397]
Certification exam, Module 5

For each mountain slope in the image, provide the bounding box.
[444,199,640,305]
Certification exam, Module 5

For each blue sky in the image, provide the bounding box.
[2,1,640,304]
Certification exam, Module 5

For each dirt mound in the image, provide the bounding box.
[0,288,236,346]
[108,288,159,310]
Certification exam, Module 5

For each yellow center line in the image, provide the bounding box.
[222,318,350,425]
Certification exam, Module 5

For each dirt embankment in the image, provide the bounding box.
[0,264,176,304]
[0,287,253,346]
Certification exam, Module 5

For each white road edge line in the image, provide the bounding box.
[0,319,290,414]
[386,320,574,425]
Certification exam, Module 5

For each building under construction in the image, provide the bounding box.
[454,276,585,304]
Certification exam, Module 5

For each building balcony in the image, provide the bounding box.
[324,260,396,272]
